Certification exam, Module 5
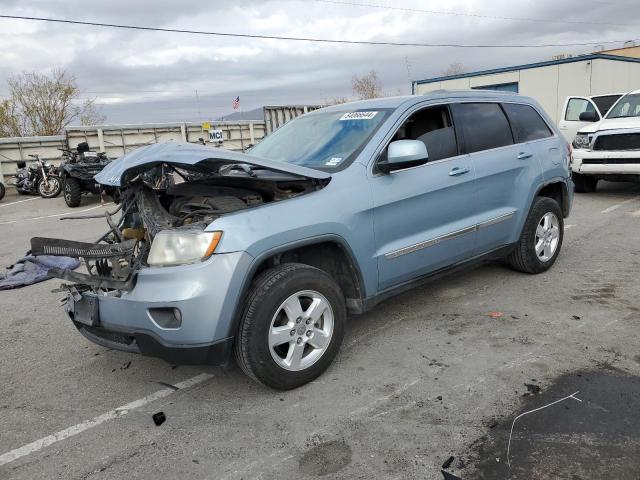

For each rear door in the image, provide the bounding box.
[451,102,548,255]
[558,96,601,142]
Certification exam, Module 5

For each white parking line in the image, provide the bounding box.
[0,373,213,467]
[631,209,640,218]
[601,196,639,214]
[564,224,576,230]
[0,203,112,225]
[0,197,40,208]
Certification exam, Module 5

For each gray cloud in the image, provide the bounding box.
[0,0,637,123]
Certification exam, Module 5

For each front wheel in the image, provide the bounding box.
[38,176,62,198]
[234,263,346,390]
[63,177,82,207]
[507,197,563,274]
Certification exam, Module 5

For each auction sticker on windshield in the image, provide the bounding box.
[340,111,378,120]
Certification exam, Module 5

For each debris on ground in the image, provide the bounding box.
[572,315,581,320]
[441,456,455,469]
[121,361,132,370]
[441,470,462,480]
[524,383,541,395]
[0,255,80,290]
[488,311,503,319]
[152,412,166,426]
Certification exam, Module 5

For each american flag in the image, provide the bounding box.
[232,96,240,110]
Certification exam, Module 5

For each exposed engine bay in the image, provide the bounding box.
[31,162,327,293]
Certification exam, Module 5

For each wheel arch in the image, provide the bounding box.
[535,180,571,218]
[228,235,366,338]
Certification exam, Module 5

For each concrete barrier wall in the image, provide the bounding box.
[0,121,266,183]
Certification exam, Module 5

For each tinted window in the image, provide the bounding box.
[592,95,622,116]
[502,103,553,143]
[453,103,513,154]
[391,105,458,162]
[565,98,596,121]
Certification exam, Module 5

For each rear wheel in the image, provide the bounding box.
[234,263,346,390]
[572,172,597,193]
[63,177,82,207]
[508,197,563,274]
[38,175,62,198]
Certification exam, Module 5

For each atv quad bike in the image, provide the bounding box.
[59,142,117,207]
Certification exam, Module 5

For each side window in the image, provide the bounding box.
[502,103,553,143]
[391,105,458,162]
[565,98,597,121]
[452,103,513,154]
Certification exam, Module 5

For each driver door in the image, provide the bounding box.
[369,104,478,291]
[558,97,601,142]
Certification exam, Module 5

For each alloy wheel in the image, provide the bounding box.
[535,212,560,262]
[268,290,334,371]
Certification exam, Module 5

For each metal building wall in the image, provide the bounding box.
[414,58,640,124]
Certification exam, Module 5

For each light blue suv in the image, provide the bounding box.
[35,91,573,389]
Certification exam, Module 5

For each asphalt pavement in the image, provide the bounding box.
[1,182,639,479]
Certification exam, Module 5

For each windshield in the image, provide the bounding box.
[606,94,640,119]
[249,109,391,170]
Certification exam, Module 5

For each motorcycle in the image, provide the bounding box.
[12,154,62,198]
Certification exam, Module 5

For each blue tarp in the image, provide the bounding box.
[0,255,80,290]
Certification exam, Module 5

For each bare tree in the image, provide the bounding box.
[328,96,349,105]
[0,69,105,137]
[440,62,466,76]
[352,70,382,100]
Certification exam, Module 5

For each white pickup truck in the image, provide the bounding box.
[562,90,640,193]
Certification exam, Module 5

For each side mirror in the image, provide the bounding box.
[378,140,429,173]
[16,161,26,169]
[579,111,599,122]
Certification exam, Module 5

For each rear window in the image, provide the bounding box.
[502,103,553,143]
[453,103,513,154]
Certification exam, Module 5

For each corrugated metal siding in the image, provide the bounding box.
[263,105,324,134]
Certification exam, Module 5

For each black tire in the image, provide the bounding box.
[0,182,5,201]
[38,175,62,198]
[63,177,82,207]
[572,172,597,193]
[234,263,346,390]
[507,197,564,274]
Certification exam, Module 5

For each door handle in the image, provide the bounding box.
[517,152,533,160]
[449,167,470,176]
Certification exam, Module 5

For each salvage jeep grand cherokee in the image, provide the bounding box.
[34,91,573,390]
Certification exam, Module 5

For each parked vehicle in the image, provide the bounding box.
[34,91,573,389]
[569,90,640,192]
[559,93,624,143]
[12,154,62,198]
[59,142,114,207]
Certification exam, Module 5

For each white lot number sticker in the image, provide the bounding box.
[340,111,378,121]
[325,157,343,166]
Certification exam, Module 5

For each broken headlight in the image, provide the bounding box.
[147,230,222,267]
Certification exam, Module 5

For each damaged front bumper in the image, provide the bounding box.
[58,250,253,365]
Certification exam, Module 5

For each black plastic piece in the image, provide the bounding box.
[31,237,136,259]
[152,411,166,426]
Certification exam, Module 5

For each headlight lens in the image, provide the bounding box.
[572,133,590,149]
[147,230,222,267]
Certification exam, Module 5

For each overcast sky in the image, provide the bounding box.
[0,0,637,124]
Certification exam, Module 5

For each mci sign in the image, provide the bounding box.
[208,129,224,143]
